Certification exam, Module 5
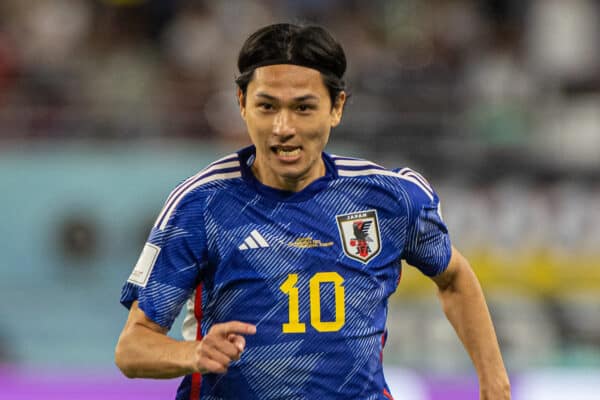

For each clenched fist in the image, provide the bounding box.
[192,321,256,374]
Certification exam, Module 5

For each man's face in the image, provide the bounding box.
[238,64,345,192]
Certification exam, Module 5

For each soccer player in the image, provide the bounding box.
[115,23,510,399]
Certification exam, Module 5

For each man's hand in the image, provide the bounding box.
[115,302,257,379]
[193,321,257,374]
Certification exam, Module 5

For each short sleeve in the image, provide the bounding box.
[120,193,208,329]
[396,168,452,276]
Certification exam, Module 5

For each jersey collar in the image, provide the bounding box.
[237,145,337,202]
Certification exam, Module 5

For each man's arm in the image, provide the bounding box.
[430,246,511,400]
[115,301,256,379]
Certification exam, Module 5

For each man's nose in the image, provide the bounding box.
[272,110,296,137]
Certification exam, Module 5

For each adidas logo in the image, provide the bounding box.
[238,229,270,250]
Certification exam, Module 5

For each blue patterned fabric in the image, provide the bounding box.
[120,145,452,399]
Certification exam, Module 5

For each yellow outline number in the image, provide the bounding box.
[280,272,345,333]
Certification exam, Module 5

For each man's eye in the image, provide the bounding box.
[297,104,314,112]
[258,103,273,110]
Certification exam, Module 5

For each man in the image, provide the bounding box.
[116,23,510,399]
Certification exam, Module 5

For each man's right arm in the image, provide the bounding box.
[115,301,256,379]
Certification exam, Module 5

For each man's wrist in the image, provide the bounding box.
[479,377,511,399]
[178,340,202,375]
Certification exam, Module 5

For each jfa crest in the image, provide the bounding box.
[336,210,381,264]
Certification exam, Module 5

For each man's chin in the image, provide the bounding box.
[277,166,313,182]
[278,169,305,181]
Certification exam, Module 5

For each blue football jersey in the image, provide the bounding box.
[121,145,452,399]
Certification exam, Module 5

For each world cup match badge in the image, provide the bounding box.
[336,210,381,264]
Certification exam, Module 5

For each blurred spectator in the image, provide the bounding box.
[461,0,534,164]
[160,3,229,139]
[525,0,600,170]
[526,0,600,82]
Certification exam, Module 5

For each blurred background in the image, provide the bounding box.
[1,0,599,399]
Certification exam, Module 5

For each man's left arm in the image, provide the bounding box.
[430,246,511,400]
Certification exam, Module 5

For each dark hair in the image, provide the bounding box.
[235,23,347,108]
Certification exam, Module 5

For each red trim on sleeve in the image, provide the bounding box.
[189,284,204,400]
[380,332,386,362]
[383,388,395,400]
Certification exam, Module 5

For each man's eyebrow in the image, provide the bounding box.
[294,94,319,102]
[255,92,320,102]
[255,92,277,101]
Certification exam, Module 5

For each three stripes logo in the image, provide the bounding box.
[238,229,270,251]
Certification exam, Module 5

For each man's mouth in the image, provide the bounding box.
[272,146,302,157]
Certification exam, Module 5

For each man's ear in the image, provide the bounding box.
[237,87,246,119]
[330,91,346,127]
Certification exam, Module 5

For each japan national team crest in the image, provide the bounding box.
[336,210,381,264]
